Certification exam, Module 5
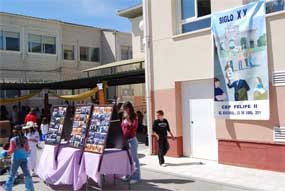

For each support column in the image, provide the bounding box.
[97,83,105,105]
[44,89,49,121]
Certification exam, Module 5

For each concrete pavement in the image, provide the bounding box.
[1,143,284,190]
[0,168,253,191]
[138,144,285,191]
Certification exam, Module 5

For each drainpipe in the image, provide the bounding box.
[143,0,153,154]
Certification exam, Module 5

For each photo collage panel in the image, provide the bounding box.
[45,106,67,145]
[85,106,113,153]
[68,105,92,148]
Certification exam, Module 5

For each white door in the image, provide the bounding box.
[190,99,218,160]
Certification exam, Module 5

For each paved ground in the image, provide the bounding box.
[0,168,252,191]
[0,142,283,191]
[138,144,285,191]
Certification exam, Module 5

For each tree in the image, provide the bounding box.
[257,34,267,47]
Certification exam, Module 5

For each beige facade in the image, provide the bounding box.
[0,12,132,107]
[121,0,285,170]
[147,0,285,137]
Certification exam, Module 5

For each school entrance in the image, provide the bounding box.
[182,79,218,161]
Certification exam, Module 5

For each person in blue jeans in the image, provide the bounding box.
[1,125,34,191]
[121,102,140,184]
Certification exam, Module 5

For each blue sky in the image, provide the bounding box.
[0,0,142,32]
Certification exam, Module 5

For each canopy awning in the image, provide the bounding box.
[81,58,144,72]
[0,70,145,90]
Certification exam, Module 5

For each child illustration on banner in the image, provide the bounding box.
[214,77,227,101]
[253,76,268,100]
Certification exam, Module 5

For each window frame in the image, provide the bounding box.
[79,46,89,61]
[0,30,21,52]
[28,34,57,55]
[79,46,100,62]
[90,47,100,62]
[120,45,132,60]
[63,44,75,61]
[178,0,211,34]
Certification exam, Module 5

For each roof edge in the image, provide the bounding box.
[117,4,143,18]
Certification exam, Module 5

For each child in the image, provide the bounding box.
[40,117,49,141]
[152,110,175,167]
[1,124,34,191]
[23,122,39,176]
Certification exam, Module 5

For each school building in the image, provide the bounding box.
[119,0,285,172]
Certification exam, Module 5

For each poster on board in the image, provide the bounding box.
[85,106,113,153]
[212,0,269,120]
[68,105,92,148]
[45,106,67,145]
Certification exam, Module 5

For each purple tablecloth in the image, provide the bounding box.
[37,145,133,191]
[36,145,81,186]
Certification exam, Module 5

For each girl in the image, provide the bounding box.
[2,124,34,191]
[23,122,39,176]
[121,102,140,184]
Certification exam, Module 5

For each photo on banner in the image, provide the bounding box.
[211,0,269,120]
[45,106,67,145]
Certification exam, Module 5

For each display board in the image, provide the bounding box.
[68,105,92,148]
[85,106,113,153]
[45,106,67,145]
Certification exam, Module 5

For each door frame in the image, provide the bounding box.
[181,79,217,159]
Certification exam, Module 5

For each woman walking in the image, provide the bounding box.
[121,102,141,184]
[1,125,34,191]
[23,122,39,176]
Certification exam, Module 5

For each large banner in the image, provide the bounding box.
[212,0,269,120]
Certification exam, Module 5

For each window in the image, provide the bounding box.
[28,34,56,54]
[80,47,100,62]
[91,48,100,62]
[247,0,284,13]
[0,31,20,51]
[5,90,18,98]
[63,45,74,60]
[28,34,42,53]
[180,0,211,33]
[5,32,20,51]
[0,31,3,50]
[43,36,56,54]
[80,47,89,61]
[266,0,284,13]
[121,46,132,60]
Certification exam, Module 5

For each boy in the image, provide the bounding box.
[152,110,174,167]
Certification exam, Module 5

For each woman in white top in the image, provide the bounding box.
[23,122,39,176]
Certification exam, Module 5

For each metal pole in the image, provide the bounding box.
[143,0,153,154]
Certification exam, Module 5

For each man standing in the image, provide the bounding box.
[225,64,250,101]
[152,110,175,167]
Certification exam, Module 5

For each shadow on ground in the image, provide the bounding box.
[165,162,204,167]
[49,177,195,191]
[138,153,146,159]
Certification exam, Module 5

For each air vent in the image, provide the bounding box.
[273,127,285,142]
[273,71,285,86]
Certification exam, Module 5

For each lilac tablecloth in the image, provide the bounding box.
[37,145,133,191]
[36,145,81,186]
[75,150,134,190]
